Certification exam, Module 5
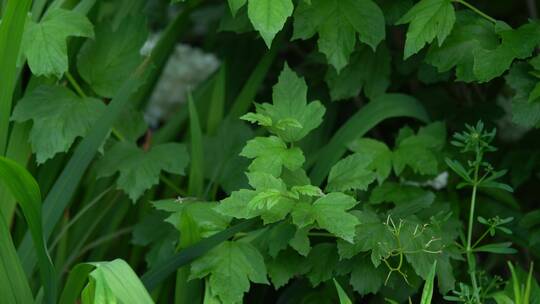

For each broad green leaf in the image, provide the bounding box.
[393,122,446,175]
[81,259,153,304]
[292,192,359,242]
[247,0,293,47]
[21,8,94,77]
[426,12,498,82]
[326,153,377,192]
[397,0,455,59]
[293,0,385,72]
[420,261,437,304]
[228,0,247,16]
[11,85,105,164]
[96,142,189,201]
[309,93,429,186]
[473,21,540,82]
[267,249,309,288]
[240,136,305,176]
[349,256,385,295]
[505,63,540,128]
[251,64,326,142]
[190,241,268,303]
[305,243,339,286]
[77,14,148,97]
[325,44,390,101]
[348,138,392,183]
[289,226,311,256]
[215,189,259,219]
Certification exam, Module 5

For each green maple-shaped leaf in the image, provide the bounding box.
[96,142,189,201]
[77,14,148,97]
[348,138,392,184]
[397,0,455,59]
[326,153,377,192]
[247,0,293,47]
[190,241,269,304]
[267,249,309,288]
[291,192,359,242]
[325,44,391,101]
[349,255,385,295]
[11,84,105,164]
[304,243,339,286]
[393,122,446,175]
[473,21,540,82]
[505,63,540,128]
[21,8,94,77]
[215,189,259,220]
[293,0,385,72]
[245,64,326,142]
[240,136,305,176]
[426,12,498,82]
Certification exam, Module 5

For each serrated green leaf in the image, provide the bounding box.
[21,8,94,77]
[77,14,148,97]
[251,64,325,142]
[505,63,540,128]
[325,44,390,101]
[240,136,305,176]
[267,249,309,288]
[397,0,455,59]
[190,241,268,304]
[292,193,359,242]
[11,84,105,164]
[426,12,498,82]
[348,138,392,184]
[293,0,385,72]
[305,243,339,286]
[473,21,540,82]
[247,0,293,47]
[96,142,189,201]
[327,153,377,192]
[349,255,385,295]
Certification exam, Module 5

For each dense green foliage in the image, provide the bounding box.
[1,0,540,303]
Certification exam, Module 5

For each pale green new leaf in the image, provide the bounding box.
[397,0,455,59]
[77,15,148,97]
[293,0,385,72]
[326,153,377,192]
[252,64,325,142]
[247,0,293,47]
[11,85,105,164]
[240,136,304,176]
[96,142,189,201]
[190,241,268,304]
[21,8,94,77]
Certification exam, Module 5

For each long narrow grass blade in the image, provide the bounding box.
[0,157,57,303]
[420,261,437,304]
[188,93,204,197]
[0,211,34,304]
[59,263,94,304]
[0,0,31,154]
[18,60,151,275]
[333,279,352,304]
[206,64,226,135]
[309,93,430,185]
[141,218,258,290]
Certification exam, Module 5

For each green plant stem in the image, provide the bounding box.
[453,0,497,24]
[471,228,491,249]
[466,161,481,302]
[65,71,87,98]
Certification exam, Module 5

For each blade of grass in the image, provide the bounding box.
[206,64,227,135]
[0,210,34,304]
[141,218,258,290]
[17,59,151,275]
[309,93,430,186]
[0,157,57,303]
[420,261,437,304]
[333,279,352,304]
[188,93,204,197]
[0,0,30,155]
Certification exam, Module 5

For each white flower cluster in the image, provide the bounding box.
[141,33,220,127]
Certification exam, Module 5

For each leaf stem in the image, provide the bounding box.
[453,0,497,24]
[65,71,88,98]
[466,157,481,302]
